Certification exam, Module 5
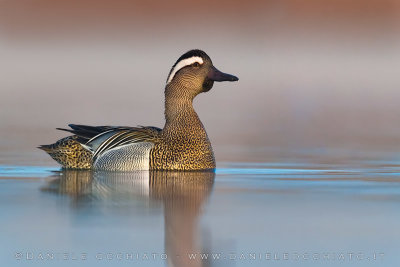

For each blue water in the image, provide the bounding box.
[1,162,399,267]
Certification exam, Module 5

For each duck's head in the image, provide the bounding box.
[165,49,238,97]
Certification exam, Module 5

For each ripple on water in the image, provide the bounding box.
[0,165,58,178]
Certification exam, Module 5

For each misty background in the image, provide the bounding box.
[1,0,400,165]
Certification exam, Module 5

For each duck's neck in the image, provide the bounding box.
[163,87,206,137]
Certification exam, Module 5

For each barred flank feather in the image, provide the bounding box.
[40,125,162,170]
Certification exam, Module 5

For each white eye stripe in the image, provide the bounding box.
[167,56,203,84]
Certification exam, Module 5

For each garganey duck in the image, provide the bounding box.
[39,49,238,171]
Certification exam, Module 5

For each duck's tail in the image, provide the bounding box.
[38,136,93,169]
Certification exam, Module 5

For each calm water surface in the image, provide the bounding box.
[1,161,399,267]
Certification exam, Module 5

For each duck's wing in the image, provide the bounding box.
[58,124,162,160]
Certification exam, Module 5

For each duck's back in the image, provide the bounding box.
[40,125,162,170]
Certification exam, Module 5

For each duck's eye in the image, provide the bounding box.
[192,62,200,67]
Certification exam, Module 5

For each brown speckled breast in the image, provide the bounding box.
[149,113,215,171]
[149,135,215,171]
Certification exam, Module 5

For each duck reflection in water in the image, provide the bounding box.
[42,170,215,267]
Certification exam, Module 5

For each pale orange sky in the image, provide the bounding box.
[0,0,399,40]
